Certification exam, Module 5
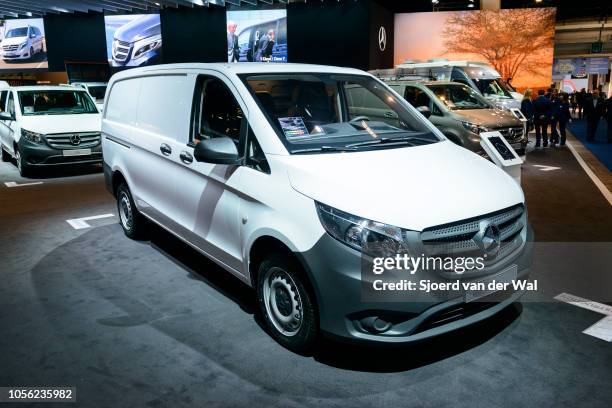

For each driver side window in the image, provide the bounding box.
[191,76,245,147]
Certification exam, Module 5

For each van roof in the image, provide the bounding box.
[6,85,88,92]
[110,63,368,80]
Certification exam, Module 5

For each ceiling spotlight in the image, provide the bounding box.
[432,0,440,4]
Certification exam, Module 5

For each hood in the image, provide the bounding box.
[282,141,524,231]
[19,114,101,135]
[456,108,522,129]
[1,36,27,46]
[114,15,161,43]
[486,96,521,111]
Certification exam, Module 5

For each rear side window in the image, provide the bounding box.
[106,79,141,126]
[0,91,7,112]
[137,75,193,143]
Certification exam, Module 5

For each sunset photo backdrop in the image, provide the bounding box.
[394,8,557,92]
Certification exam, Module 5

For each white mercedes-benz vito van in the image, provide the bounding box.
[0,85,102,177]
[102,63,533,353]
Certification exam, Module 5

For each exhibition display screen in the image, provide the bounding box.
[0,18,48,71]
[104,14,163,68]
[226,9,287,63]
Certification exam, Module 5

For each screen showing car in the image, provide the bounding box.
[104,14,163,68]
[0,18,47,71]
[226,9,287,63]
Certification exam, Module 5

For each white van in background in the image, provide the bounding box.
[71,82,108,111]
[102,63,533,352]
[0,86,102,177]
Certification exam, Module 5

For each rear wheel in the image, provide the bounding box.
[116,183,147,239]
[257,254,318,353]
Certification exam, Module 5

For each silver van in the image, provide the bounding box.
[383,80,527,156]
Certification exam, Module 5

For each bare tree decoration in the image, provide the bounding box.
[442,8,556,82]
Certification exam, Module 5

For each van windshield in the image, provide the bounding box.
[6,27,28,38]
[428,83,492,110]
[240,73,440,154]
[18,90,99,116]
[473,78,513,99]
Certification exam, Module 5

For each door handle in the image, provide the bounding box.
[160,143,172,156]
[384,111,395,118]
[180,151,193,165]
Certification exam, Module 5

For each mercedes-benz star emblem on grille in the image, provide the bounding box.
[69,134,81,146]
[475,221,501,257]
[378,26,387,52]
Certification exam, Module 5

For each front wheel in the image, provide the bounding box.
[116,183,147,239]
[1,147,10,162]
[257,254,318,353]
[15,148,31,177]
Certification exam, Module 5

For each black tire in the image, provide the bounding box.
[15,148,32,177]
[257,253,318,353]
[1,147,10,162]
[116,183,147,239]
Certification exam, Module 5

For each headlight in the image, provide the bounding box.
[461,121,487,134]
[133,35,162,59]
[21,129,44,144]
[315,202,408,257]
[19,42,28,50]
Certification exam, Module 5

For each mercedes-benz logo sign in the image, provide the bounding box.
[69,134,81,146]
[378,26,387,52]
[475,221,501,257]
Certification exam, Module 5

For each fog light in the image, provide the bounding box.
[360,316,392,334]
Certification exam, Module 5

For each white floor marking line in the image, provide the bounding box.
[4,181,43,187]
[533,165,561,171]
[66,214,115,230]
[566,141,612,206]
[583,316,612,342]
[555,293,612,342]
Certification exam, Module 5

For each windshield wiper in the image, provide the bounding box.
[346,135,434,148]
[292,145,358,154]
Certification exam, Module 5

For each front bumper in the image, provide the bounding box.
[19,138,102,167]
[2,48,31,60]
[111,49,161,67]
[296,224,534,345]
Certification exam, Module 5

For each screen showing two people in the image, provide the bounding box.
[227,10,287,63]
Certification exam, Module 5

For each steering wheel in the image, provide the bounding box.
[350,116,370,123]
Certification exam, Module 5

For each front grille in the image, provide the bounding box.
[112,39,131,62]
[45,132,101,149]
[2,44,19,51]
[494,126,524,143]
[420,204,525,261]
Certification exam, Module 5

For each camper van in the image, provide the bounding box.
[394,60,522,111]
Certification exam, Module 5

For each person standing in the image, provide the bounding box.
[584,89,606,141]
[576,88,586,119]
[558,93,571,146]
[254,29,276,62]
[606,94,612,143]
[521,89,534,132]
[227,21,240,63]
[550,90,561,145]
[532,89,552,148]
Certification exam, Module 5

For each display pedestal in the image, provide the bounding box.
[480,131,523,185]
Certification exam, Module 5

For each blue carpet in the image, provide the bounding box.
[567,119,612,171]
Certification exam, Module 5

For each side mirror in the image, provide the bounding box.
[417,105,431,119]
[30,34,36,38]
[193,136,240,165]
[0,111,15,121]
